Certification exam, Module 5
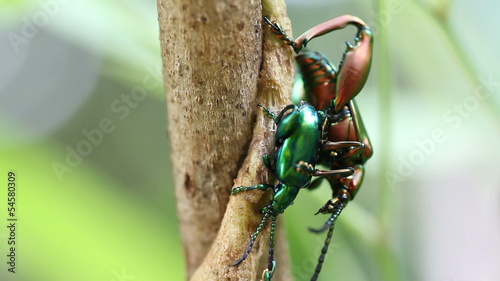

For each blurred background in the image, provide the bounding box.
[0,0,498,280]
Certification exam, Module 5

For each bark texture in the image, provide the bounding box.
[158,0,294,279]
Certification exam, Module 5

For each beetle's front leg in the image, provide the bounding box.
[231,183,274,195]
[262,154,276,175]
[263,17,301,53]
[258,103,297,125]
[258,103,277,121]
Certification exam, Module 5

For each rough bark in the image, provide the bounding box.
[158,0,295,280]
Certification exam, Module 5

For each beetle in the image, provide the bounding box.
[231,102,353,281]
[264,15,374,280]
[308,100,373,280]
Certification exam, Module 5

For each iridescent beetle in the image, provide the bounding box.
[264,15,374,280]
[231,102,354,281]
[231,15,374,281]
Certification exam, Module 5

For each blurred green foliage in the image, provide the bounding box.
[0,1,182,280]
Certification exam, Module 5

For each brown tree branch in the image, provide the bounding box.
[158,0,294,279]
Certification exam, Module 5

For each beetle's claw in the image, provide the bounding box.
[296,161,315,176]
[261,260,276,281]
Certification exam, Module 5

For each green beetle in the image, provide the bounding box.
[231,102,352,281]
[265,15,374,281]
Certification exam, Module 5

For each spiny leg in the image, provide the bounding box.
[263,17,301,53]
[310,192,349,280]
[232,183,273,195]
[310,223,336,281]
[232,210,271,266]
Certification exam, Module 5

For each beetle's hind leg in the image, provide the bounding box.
[296,161,353,177]
[321,141,366,161]
[231,183,273,195]
[310,223,336,281]
[307,191,349,281]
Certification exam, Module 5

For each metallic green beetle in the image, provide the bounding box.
[264,15,374,281]
[231,102,353,281]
